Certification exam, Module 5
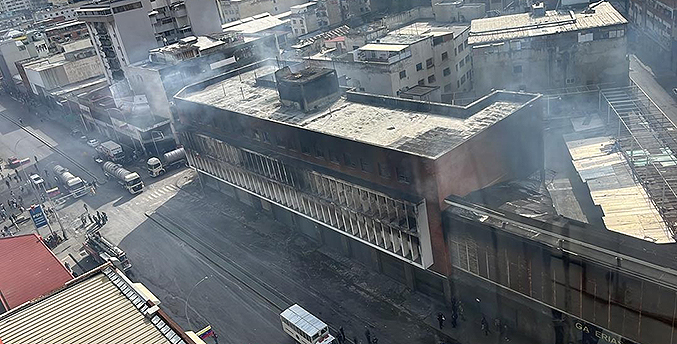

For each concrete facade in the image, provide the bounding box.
[22,50,103,96]
[77,0,158,83]
[628,0,677,72]
[217,0,307,23]
[470,2,629,95]
[309,21,472,101]
[149,0,222,46]
[290,2,319,37]
[34,5,77,21]
[173,60,542,278]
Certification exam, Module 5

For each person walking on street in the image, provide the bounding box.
[437,312,446,330]
[481,316,490,336]
[5,180,9,189]
[457,301,465,321]
[364,328,371,344]
[451,311,458,328]
[339,327,345,341]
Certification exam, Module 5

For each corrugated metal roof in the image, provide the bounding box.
[0,234,72,311]
[0,267,190,344]
[469,1,627,44]
[281,304,327,337]
[565,135,675,244]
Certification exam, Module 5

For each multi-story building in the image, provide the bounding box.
[173,59,542,280]
[0,29,49,87]
[76,0,158,83]
[217,0,307,24]
[470,1,629,95]
[308,21,471,101]
[34,4,78,21]
[2,0,32,13]
[148,0,221,46]
[124,32,275,146]
[290,2,319,36]
[628,0,677,71]
[20,45,103,97]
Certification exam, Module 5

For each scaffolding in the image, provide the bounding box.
[600,82,677,240]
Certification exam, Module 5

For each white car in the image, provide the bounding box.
[87,139,99,148]
[29,174,44,189]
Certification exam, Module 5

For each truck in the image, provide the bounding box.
[102,161,144,194]
[147,147,186,177]
[53,165,88,198]
[83,230,132,272]
[96,141,125,163]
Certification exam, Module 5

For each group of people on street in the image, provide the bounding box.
[83,210,108,229]
[435,298,510,342]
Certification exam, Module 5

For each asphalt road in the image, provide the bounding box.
[0,96,454,344]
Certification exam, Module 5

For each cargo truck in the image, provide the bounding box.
[147,147,186,177]
[53,165,88,198]
[96,141,125,163]
[102,161,143,194]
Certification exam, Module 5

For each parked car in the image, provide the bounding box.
[87,139,99,148]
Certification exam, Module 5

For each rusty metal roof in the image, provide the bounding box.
[0,234,72,311]
[469,1,627,45]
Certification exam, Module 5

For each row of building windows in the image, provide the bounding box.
[185,112,415,185]
[181,132,424,263]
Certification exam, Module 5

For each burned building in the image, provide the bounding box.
[470,1,629,95]
[173,60,542,288]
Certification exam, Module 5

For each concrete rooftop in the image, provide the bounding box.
[176,62,539,159]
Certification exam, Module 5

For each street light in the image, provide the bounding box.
[185,275,209,330]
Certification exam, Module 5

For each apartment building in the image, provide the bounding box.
[148,0,221,46]
[308,21,471,102]
[76,0,158,83]
[290,2,319,36]
[629,0,677,71]
[173,59,542,286]
[217,0,307,23]
[0,30,49,87]
[470,1,628,94]
[34,5,78,21]
[1,0,32,12]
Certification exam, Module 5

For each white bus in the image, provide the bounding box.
[280,304,336,344]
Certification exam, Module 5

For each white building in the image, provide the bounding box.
[2,0,32,13]
[290,2,319,37]
[21,46,103,96]
[308,21,471,102]
[76,0,158,83]
[0,30,49,86]
[148,0,221,46]
[34,5,78,21]
[217,0,307,23]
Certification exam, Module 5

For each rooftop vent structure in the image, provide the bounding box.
[274,65,340,112]
[532,2,546,16]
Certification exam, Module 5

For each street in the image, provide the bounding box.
[0,95,457,344]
